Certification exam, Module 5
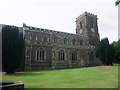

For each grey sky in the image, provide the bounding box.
[0,0,118,43]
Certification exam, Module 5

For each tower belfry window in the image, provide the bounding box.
[91,21,94,28]
[93,23,94,27]
[80,22,82,28]
[91,21,95,32]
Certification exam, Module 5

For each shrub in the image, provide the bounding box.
[2,25,25,73]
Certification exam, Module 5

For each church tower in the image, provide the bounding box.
[76,12,100,46]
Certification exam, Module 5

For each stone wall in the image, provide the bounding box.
[1,12,102,71]
[23,24,101,71]
[76,12,100,46]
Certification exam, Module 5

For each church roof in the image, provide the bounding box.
[116,0,120,6]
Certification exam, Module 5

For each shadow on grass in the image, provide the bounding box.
[3,64,118,77]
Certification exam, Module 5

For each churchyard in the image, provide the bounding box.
[2,64,119,88]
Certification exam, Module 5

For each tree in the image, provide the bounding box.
[115,0,120,6]
[107,44,115,65]
[2,25,25,73]
[112,40,120,63]
[95,38,115,65]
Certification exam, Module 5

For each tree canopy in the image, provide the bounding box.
[2,25,25,73]
[116,0,120,6]
[95,38,115,65]
[111,40,120,63]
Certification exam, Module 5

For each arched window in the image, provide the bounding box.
[80,22,82,28]
[72,51,77,61]
[43,36,47,42]
[89,52,94,61]
[72,39,76,45]
[47,38,50,42]
[91,21,94,27]
[36,48,44,61]
[80,40,83,45]
[35,36,38,40]
[30,35,32,40]
[58,50,65,60]
[36,50,39,60]
[64,38,67,44]
[53,37,57,43]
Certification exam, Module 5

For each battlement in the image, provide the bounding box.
[23,24,82,37]
[76,11,97,21]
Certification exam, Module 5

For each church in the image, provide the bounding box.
[1,12,102,71]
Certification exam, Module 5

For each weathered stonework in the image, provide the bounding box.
[1,12,102,71]
[22,12,101,71]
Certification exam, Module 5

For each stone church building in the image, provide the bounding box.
[1,12,102,71]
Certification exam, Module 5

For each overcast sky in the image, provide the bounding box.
[0,0,118,43]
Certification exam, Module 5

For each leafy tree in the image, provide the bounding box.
[2,25,25,73]
[107,44,115,65]
[95,38,115,65]
[112,40,120,63]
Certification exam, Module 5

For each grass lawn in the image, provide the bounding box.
[2,65,119,88]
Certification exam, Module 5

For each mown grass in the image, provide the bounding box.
[2,65,119,88]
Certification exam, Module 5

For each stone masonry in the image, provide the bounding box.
[1,12,102,71]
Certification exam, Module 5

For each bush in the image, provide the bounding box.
[2,25,25,73]
[95,38,115,65]
[112,40,120,63]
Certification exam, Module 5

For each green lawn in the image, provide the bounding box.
[2,65,119,88]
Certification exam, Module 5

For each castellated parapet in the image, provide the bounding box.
[23,24,88,48]
[23,24,79,36]
[76,12,97,22]
[1,12,101,71]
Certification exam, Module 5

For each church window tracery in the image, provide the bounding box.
[36,48,45,61]
[72,51,77,61]
[73,39,76,45]
[58,50,65,60]
[80,40,83,45]
[53,37,57,43]
[64,38,68,44]
[89,52,94,61]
